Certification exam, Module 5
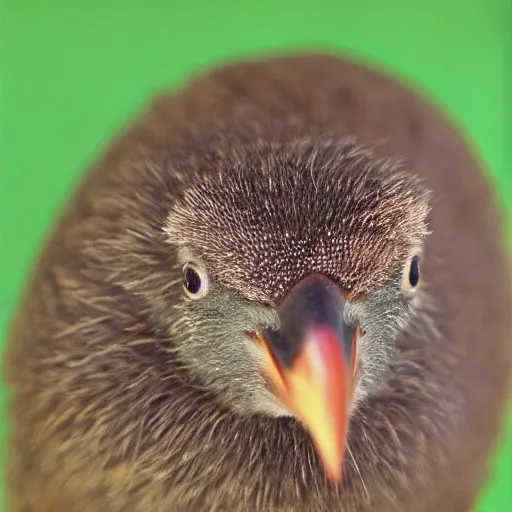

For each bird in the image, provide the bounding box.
[3,52,512,512]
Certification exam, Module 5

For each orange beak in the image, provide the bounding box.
[257,275,358,481]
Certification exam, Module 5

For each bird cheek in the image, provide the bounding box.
[352,326,364,379]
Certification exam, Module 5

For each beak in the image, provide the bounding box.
[257,274,358,481]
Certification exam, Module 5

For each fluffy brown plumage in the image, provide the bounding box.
[4,53,512,512]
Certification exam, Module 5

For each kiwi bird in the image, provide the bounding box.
[4,53,512,512]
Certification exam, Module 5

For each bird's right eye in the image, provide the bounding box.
[182,262,209,299]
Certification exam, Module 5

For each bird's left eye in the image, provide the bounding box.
[409,256,420,287]
[182,263,209,299]
[402,254,421,295]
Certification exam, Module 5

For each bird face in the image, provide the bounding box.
[164,137,430,481]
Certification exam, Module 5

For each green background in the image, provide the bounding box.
[0,1,510,510]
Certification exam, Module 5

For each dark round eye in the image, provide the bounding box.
[408,256,420,288]
[182,263,208,299]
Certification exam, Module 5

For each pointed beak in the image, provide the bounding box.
[256,274,358,481]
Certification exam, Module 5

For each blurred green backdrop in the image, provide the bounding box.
[0,1,510,510]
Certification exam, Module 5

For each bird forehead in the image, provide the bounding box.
[200,229,397,304]
[164,163,428,304]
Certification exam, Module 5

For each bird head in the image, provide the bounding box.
[161,135,430,481]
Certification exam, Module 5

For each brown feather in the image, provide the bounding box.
[4,52,512,512]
